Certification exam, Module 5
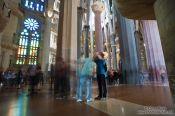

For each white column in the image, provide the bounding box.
[41,17,51,72]
[104,0,117,70]
[70,0,78,61]
[62,0,72,61]
[141,20,168,85]
[104,25,112,68]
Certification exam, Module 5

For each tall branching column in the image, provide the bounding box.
[83,0,91,58]
[104,0,117,70]
[141,20,168,85]
[92,1,105,52]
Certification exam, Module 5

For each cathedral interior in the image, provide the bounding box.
[0,0,175,116]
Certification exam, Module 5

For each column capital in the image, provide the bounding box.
[77,7,86,15]
[84,25,90,30]
[91,1,105,14]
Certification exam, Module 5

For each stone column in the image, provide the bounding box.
[70,0,78,61]
[117,13,139,84]
[90,30,94,56]
[41,17,51,72]
[104,25,112,68]
[104,0,117,70]
[61,0,72,62]
[55,0,76,95]
[110,33,117,70]
[154,0,175,88]
[55,0,64,64]
[84,0,91,58]
[92,1,105,52]
[141,20,168,85]
[84,25,90,57]
[77,6,84,60]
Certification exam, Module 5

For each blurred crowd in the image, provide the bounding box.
[0,52,123,101]
[0,65,44,92]
[106,69,121,86]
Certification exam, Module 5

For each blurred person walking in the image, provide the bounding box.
[54,57,69,99]
[77,55,96,103]
[17,68,23,89]
[28,65,37,95]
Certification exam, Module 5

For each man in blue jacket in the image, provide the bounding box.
[94,52,107,100]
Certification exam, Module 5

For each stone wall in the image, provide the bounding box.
[0,14,18,70]
[154,0,175,94]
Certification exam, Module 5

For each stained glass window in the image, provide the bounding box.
[24,18,39,31]
[22,0,46,12]
[16,18,40,65]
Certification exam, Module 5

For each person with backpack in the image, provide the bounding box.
[94,52,107,100]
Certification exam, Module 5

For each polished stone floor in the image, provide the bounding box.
[0,85,174,116]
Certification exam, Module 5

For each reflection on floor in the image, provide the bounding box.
[107,85,174,108]
[0,85,174,116]
[87,98,174,116]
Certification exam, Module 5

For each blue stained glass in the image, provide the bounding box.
[40,5,44,12]
[23,0,46,12]
[25,0,29,7]
[34,41,36,47]
[34,40,36,47]
[19,38,22,45]
[33,41,35,47]
[23,39,25,46]
[25,39,28,46]
[23,39,25,45]
[36,34,39,37]
[24,18,39,31]
[24,49,26,55]
[25,32,29,36]
[36,41,38,47]
[36,4,39,11]
[31,41,33,47]
[30,2,33,9]
[33,40,35,47]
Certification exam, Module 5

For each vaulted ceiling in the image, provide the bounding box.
[115,0,156,20]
